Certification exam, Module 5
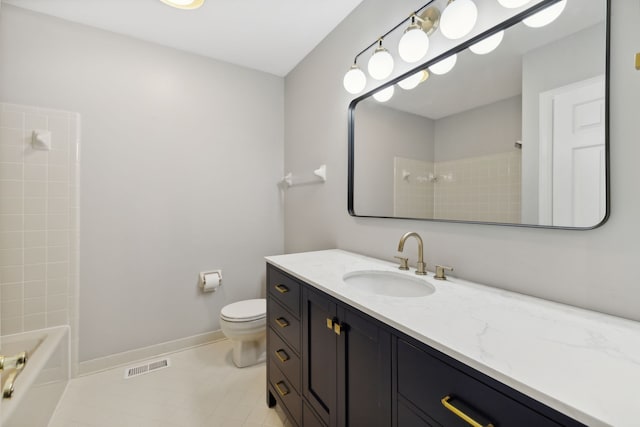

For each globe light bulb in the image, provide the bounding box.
[368,43,394,80]
[429,54,457,75]
[398,20,430,63]
[497,0,531,8]
[440,0,478,40]
[373,86,394,102]
[470,30,504,55]
[398,71,429,90]
[343,65,366,94]
[523,0,567,28]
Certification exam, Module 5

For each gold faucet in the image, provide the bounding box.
[0,352,27,371]
[397,232,427,275]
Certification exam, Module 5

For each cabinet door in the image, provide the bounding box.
[303,289,338,427]
[337,307,391,427]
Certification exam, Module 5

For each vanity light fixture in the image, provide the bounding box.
[398,70,429,90]
[342,4,440,95]
[469,30,505,55]
[428,54,457,75]
[439,0,478,40]
[368,39,395,80]
[522,0,567,28]
[398,16,430,63]
[373,85,395,102]
[497,0,531,8]
[159,0,205,10]
[343,63,367,94]
[398,8,440,64]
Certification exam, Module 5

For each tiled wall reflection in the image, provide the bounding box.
[0,103,80,372]
[394,152,521,223]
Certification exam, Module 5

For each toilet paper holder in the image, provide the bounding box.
[199,270,222,292]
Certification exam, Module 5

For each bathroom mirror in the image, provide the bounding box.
[348,0,609,228]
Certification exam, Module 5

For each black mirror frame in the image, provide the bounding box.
[347,0,610,230]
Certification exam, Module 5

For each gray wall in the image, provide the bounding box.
[434,96,521,161]
[354,101,434,216]
[284,1,640,322]
[0,6,284,360]
[521,23,606,223]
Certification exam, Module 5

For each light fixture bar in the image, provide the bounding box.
[351,0,439,65]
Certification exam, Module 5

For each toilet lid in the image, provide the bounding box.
[220,299,266,322]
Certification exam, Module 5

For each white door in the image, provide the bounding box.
[539,76,606,227]
[552,76,606,227]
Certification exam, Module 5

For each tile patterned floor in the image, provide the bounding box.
[48,339,291,427]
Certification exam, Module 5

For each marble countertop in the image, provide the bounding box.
[265,249,640,427]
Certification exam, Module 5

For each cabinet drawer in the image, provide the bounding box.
[398,398,440,427]
[303,401,327,427]
[269,299,301,353]
[268,266,301,317]
[397,340,563,427]
[269,327,300,391]
[269,359,302,427]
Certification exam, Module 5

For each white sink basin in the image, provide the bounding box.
[342,270,435,297]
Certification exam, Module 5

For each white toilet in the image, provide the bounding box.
[219,298,267,368]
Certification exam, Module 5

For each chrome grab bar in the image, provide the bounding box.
[0,351,28,371]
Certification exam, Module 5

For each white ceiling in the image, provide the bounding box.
[2,0,363,76]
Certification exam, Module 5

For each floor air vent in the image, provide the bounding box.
[124,358,171,379]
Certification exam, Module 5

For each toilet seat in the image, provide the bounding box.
[220,299,266,322]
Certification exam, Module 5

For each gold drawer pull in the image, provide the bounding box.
[326,317,333,330]
[274,284,289,294]
[275,381,290,397]
[275,317,289,328]
[441,395,494,427]
[275,349,290,363]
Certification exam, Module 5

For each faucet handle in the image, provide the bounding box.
[394,256,409,270]
[434,265,453,280]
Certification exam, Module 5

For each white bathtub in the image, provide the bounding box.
[1,326,69,427]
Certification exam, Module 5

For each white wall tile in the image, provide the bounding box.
[24,263,46,281]
[0,103,79,345]
[0,128,24,145]
[1,283,23,300]
[24,296,46,315]
[46,310,67,326]
[0,197,24,214]
[24,197,47,214]
[25,214,46,230]
[1,265,23,284]
[0,248,23,266]
[23,313,46,330]
[24,247,46,264]
[24,163,47,181]
[0,231,23,249]
[0,146,23,163]
[25,112,48,130]
[0,162,23,179]
[1,316,22,335]
[24,280,46,298]
[0,110,25,129]
[24,180,47,197]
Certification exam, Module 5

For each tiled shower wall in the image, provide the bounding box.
[394,151,521,223]
[0,102,79,371]
[393,157,435,219]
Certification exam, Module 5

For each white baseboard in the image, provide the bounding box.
[78,330,226,376]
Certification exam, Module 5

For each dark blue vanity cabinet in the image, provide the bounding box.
[266,264,584,427]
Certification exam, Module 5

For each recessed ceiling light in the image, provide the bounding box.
[159,0,205,10]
